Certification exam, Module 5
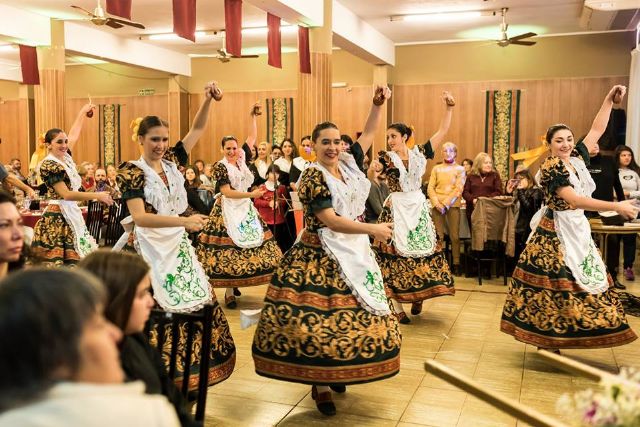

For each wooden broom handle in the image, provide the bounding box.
[425,360,569,427]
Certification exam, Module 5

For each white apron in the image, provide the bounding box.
[386,147,437,257]
[315,153,390,316]
[114,157,211,312]
[219,156,264,248]
[529,156,608,294]
[43,153,98,257]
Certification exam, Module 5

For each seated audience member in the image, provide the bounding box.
[9,158,27,184]
[200,163,215,189]
[193,160,205,177]
[505,169,543,269]
[289,135,314,191]
[462,152,503,228]
[340,134,366,172]
[106,164,120,192]
[587,139,626,288]
[253,165,293,253]
[270,145,283,162]
[0,163,35,199]
[93,168,120,198]
[0,268,180,427]
[78,165,92,192]
[0,191,25,278]
[461,158,473,177]
[428,142,465,275]
[184,165,210,215]
[80,162,96,191]
[249,142,272,188]
[365,159,390,223]
[78,250,201,427]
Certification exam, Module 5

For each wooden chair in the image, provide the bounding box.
[86,200,104,242]
[145,304,214,422]
[103,199,129,247]
[425,360,569,427]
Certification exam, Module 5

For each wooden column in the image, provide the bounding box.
[373,65,392,153]
[296,0,332,142]
[34,19,65,137]
[18,85,35,165]
[167,77,190,148]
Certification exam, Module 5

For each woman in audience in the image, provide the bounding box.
[184,166,209,215]
[254,164,293,253]
[199,164,214,188]
[289,135,314,191]
[249,141,272,187]
[505,169,543,269]
[195,134,282,309]
[365,159,390,223]
[0,268,180,426]
[461,158,473,176]
[270,145,283,162]
[253,89,400,416]
[614,145,640,280]
[79,250,203,427]
[462,152,503,227]
[373,92,456,323]
[31,104,114,266]
[116,82,236,386]
[106,164,119,191]
[0,191,25,278]
[501,85,637,352]
[274,138,298,188]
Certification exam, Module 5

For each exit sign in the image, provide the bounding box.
[138,88,156,96]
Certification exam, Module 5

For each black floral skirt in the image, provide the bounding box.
[195,200,282,288]
[31,204,81,266]
[252,230,401,385]
[373,203,455,303]
[501,209,637,348]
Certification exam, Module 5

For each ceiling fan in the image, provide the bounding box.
[212,35,259,62]
[494,8,536,47]
[69,0,145,29]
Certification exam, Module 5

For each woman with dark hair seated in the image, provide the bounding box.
[79,250,201,427]
[184,165,210,215]
[0,190,26,278]
[0,268,180,426]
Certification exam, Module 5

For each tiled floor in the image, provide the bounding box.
[203,275,640,426]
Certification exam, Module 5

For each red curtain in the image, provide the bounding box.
[19,45,39,85]
[224,0,242,56]
[106,0,132,20]
[267,13,281,68]
[172,0,196,42]
[298,26,311,74]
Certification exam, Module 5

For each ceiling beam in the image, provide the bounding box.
[245,0,324,26]
[331,0,395,66]
[64,22,191,76]
[0,3,51,46]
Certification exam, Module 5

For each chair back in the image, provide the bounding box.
[103,199,129,247]
[86,200,104,242]
[144,304,214,422]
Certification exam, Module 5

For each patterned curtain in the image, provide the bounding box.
[484,90,521,180]
[99,104,121,166]
[266,98,294,146]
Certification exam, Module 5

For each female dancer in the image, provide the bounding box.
[501,85,637,351]
[252,88,400,416]
[115,82,236,386]
[195,135,282,309]
[373,93,456,323]
[31,104,113,266]
[249,141,272,187]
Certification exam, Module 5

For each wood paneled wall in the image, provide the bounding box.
[2,75,630,175]
[392,76,630,177]
[65,94,168,165]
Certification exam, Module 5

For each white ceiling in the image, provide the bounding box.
[0,0,637,61]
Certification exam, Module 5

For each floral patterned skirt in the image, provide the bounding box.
[252,230,402,385]
[149,296,236,389]
[31,204,81,266]
[500,209,637,348]
[195,200,282,288]
[373,203,455,303]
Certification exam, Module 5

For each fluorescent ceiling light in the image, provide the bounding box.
[0,44,17,52]
[391,11,489,22]
[147,31,208,41]
[585,0,640,10]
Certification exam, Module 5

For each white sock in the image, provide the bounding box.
[225,288,233,297]
[391,299,405,314]
[315,385,330,394]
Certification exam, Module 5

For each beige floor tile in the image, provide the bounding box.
[278,406,398,426]
[204,394,293,426]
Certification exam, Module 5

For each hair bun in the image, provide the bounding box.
[406,124,416,149]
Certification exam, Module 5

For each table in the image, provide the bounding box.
[21,206,88,229]
[589,219,640,261]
